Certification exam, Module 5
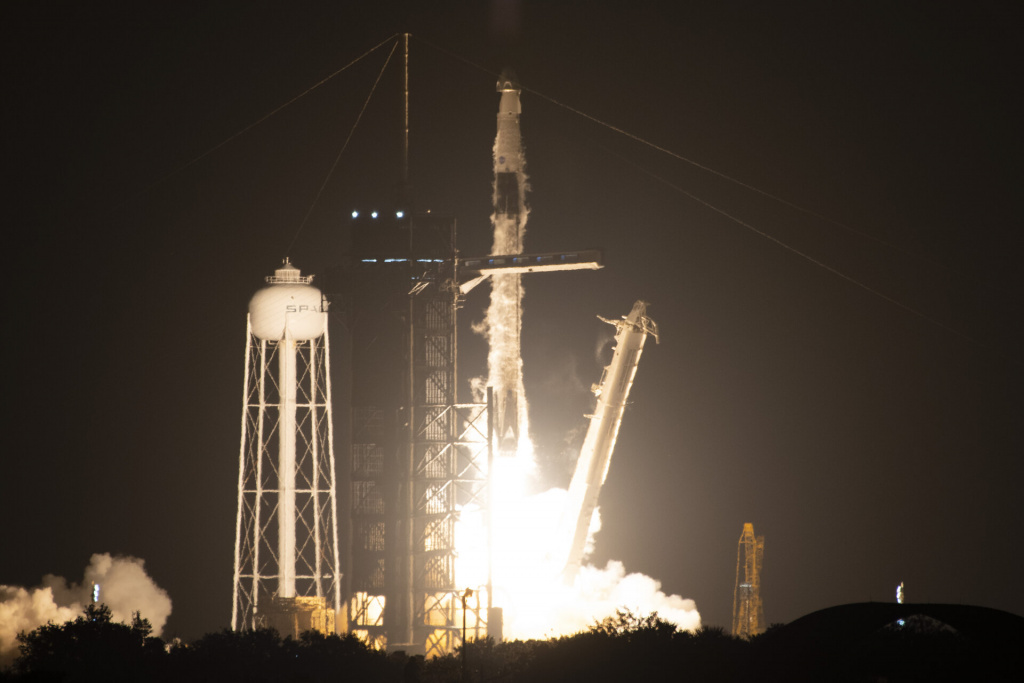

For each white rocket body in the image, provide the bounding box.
[495,84,522,174]
[487,71,529,455]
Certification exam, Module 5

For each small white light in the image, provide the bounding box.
[351,210,359,219]
[371,211,379,219]
[396,210,405,219]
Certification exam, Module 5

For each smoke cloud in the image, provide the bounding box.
[470,484,701,640]
[0,553,172,666]
[545,558,702,638]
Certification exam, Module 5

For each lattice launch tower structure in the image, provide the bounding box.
[732,522,765,638]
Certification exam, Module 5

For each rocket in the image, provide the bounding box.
[494,71,524,221]
[486,70,529,456]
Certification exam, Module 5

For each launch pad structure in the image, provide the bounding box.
[334,59,602,656]
[338,212,603,656]
[340,213,493,656]
[233,38,616,656]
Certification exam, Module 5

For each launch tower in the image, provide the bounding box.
[340,212,491,657]
[317,54,600,655]
[732,522,765,638]
[233,260,342,637]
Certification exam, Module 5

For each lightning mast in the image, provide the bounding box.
[732,523,765,638]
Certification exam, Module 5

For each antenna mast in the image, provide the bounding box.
[402,33,410,188]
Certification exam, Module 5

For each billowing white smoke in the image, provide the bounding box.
[458,481,700,639]
[0,553,172,665]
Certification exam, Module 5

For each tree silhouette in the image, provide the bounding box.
[11,604,1013,682]
[15,603,165,682]
[167,626,399,682]
[510,609,713,683]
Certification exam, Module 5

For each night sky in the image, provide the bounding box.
[5,1,1022,641]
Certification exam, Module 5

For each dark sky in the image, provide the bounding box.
[5,1,1022,640]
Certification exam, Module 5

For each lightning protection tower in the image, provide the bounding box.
[732,522,765,638]
[233,259,342,637]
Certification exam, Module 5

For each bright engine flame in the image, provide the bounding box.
[454,439,700,639]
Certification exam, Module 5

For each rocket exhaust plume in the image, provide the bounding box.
[483,68,531,458]
[0,553,172,666]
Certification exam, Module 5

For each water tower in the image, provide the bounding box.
[232,259,342,636]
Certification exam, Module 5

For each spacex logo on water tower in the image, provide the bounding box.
[233,259,341,637]
[248,260,326,340]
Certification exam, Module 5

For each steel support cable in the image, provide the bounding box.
[128,33,401,202]
[287,38,400,254]
[621,153,985,349]
[414,35,940,269]
[523,89,950,269]
[415,37,1011,357]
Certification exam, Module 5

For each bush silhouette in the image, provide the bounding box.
[15,603,164,682]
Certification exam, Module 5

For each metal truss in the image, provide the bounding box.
[410,269,489,657]
[345,215,492,655]
[732,523,765,638]
[233,318,342,632]
[348,407,387,641]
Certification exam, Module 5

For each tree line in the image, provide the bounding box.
[2,604,1016,682]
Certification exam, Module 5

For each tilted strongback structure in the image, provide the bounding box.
[732,522,765,638]
[233,259,342,637]
[554,301,659,583]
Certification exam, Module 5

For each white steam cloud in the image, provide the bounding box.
[482,485,701,639]
[0,553,172,665]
